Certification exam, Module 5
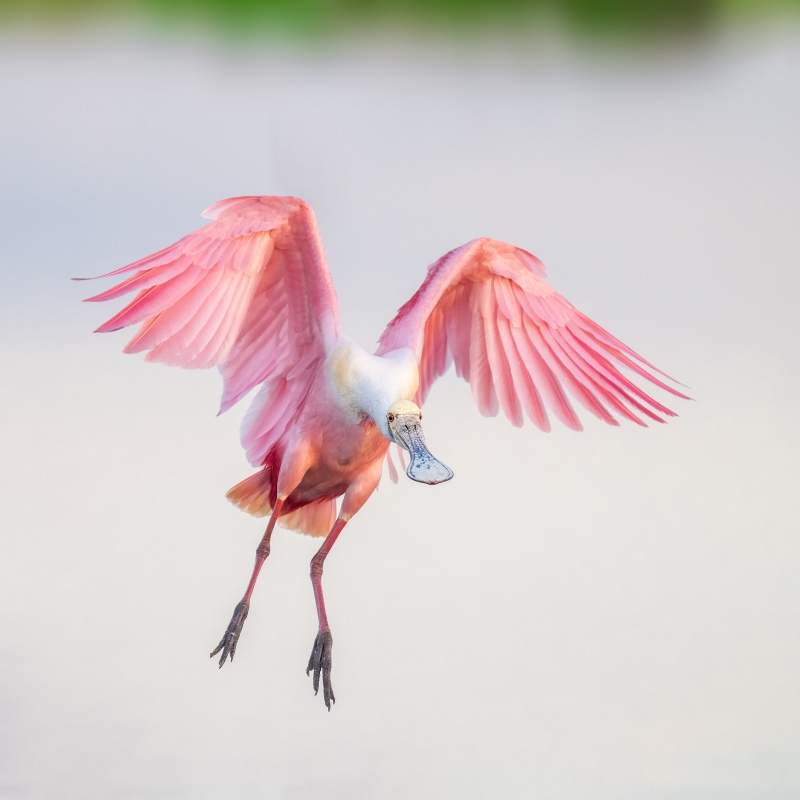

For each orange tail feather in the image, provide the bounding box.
[226,469,337,537]
[226,470,273,517]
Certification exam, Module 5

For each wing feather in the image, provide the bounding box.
[189,271,259,368]
[385,446,400,483]
[483,284,523,427]
[148,266,238,366]
[85,256,192,304]
[124,265,225,355]
[93,260,200,332]
[468,295,500,417]
[496,315,549,431]
[84,196,341,465]
[559,327,675,421]
[533,320,622,425]
[510,316,581,431]
[378,237,684,430]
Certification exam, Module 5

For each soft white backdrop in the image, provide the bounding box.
[1,23,799,799]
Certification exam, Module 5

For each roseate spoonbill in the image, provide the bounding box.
[82,195,685,709]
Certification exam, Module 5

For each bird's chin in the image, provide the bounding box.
[393,418,454,485]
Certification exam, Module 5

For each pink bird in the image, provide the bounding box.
[83,195,685,709]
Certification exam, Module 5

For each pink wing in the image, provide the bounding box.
[377,238,687,431]
[83,196,340,464]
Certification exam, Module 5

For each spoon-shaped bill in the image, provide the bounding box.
[392,416,454,485]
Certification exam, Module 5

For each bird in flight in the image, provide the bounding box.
[82,195,686,709]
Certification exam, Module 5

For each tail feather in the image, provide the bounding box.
[279,499,337,538]
[226,469,337,537]
[226,469,273,517]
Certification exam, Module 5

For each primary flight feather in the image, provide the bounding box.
[83,195,686,709]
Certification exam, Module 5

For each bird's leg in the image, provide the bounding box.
[305,463,382,709]
[211,499,284,667]
[306,517,348,710]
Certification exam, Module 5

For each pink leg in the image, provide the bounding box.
[306,517,348,709]
[304,460,382,709]
[210,499,284,667]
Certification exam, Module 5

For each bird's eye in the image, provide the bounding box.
[387,413,395,422]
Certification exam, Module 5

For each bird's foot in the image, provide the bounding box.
[306,630,335,710]
[210,599,249,667]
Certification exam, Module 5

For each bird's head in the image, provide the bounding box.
[384,400,454,485]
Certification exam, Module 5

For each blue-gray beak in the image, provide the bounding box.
[393,415,453,485]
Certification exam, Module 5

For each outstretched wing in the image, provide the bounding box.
[83,196,340,464]
[377,238,687,431]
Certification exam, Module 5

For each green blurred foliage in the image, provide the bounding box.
[1,0,798,38]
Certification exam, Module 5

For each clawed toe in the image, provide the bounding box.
[306,630,335,710]
[210,599,249,667]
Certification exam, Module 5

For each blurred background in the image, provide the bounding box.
[1,1,799,799]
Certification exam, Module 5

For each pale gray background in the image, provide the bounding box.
[1,21,799,799]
